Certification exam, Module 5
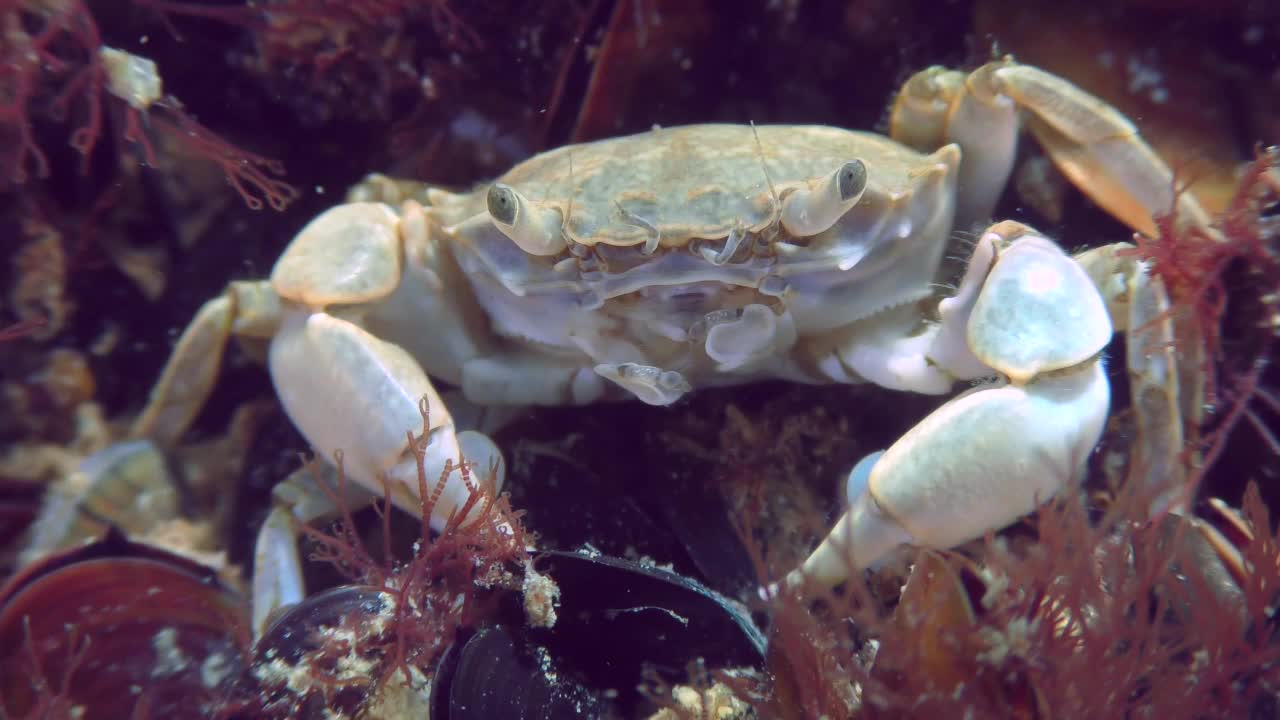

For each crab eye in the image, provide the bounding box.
[837,160,868,202]
[487,185,519,225]
[486,183,567,256]
[780,159,868,238]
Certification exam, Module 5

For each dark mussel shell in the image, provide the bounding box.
[534,549,766,673]
[431,625,610,719]
[433,549,767,719]
[226,585,404,719]
[0,530,251,719]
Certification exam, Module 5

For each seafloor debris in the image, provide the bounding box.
[7,218,70,342]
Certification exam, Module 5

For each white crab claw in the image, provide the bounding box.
[268,311,501,532]
[791,363,1108,588]
[780,160,868,237]
[966,230,1112,384]
[790,224,1112,590]
[487,183,567,256]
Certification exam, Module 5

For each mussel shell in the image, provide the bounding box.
[0,530,250,719]
[226,585,433,719]
[432,625,611,719]
[534,549,766,673]
[434,549,765,718]
[254,584,396,667]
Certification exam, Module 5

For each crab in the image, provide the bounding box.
[123,58,1214,632]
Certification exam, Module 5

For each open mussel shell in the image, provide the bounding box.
[534,549,766,672]
[434,549,766,718]
[432,625,610,719]
[0,529,250,719]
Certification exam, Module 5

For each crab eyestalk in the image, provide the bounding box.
[487,183,567,255]
[780,159,868,237]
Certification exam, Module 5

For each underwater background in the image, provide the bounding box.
[2,0,1279,717]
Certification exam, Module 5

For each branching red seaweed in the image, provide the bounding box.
[1,620,92,720]
[745,479,1280,718]
[1128,148,1280,478]
[1,0,297,210]
[275,399,529,710]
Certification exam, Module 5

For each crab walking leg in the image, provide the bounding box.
[250,463,383,637]
[890,58,1213,238]
[130,281,281,446]
[792,222,1114,589]
[1077,243,1186,512]
[253,505,304,637]
[995,64,1214,237]
[890,63,1019,229]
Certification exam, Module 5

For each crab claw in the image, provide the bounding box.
[487,183,567,255]
[794,363,1108,588]
[780,160,869,237]
[789,222,1112,589]
[269,311,504,532]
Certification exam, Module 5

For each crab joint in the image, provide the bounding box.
[780,159,868,237]
[487,183,567,256]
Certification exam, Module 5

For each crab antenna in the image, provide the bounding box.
[750,122,781,222]
[487,183,567,256]
[565,152,577,231]
[780,159,868,237]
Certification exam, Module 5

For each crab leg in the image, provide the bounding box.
[971,62,1214,442]
[251,305,505,635]
[890,58,1213,237]
[251,462,380,636]
[258,201,509,533]
[128,201,513,634]
[130,281,280,447]
[1076,243,1186,511]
